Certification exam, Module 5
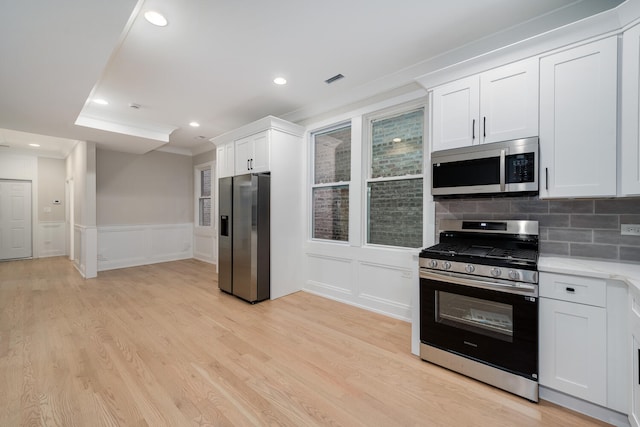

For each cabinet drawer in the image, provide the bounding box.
[539,272,606,307]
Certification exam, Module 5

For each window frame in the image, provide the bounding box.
[309,121,352,244]
[194,162,214,230]
[363,103,426,249]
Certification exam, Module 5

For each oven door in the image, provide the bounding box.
[419,270,538,380]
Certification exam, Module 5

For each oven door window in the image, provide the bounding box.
[437,291,513,342]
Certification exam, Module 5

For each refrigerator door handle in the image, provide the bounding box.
[220,215,229,236]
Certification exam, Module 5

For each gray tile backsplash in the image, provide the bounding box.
[434,195,640,263]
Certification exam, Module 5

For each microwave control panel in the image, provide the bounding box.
[506,152,535,183]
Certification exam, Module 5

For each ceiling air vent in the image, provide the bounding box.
[325,74,344,84]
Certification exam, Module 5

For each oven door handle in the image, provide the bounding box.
[420,270,538,297]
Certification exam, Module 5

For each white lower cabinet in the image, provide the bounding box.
[632,332,640,427]
[539,297,607,405]
[539,272,609,407]
[630,286,640,427]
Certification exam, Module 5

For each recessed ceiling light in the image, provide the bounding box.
[144,11,168,27]
[392,137,402,143]
[189,121,200,127]
[93,98,109,105]
[273,77,287,85]
[29,143,40,147]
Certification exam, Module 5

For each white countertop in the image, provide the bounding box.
[538,256,640,291]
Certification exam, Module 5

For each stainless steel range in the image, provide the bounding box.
[419,219,539,402]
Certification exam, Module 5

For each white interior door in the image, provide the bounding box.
[0,180,32,260]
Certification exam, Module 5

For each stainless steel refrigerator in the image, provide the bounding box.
[218,174,270,303]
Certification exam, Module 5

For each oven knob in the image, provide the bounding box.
[491,268,502,277]
[465,264,475,273]
[429,260,438,268]
[443,261,452,270]
[508,270,520,280]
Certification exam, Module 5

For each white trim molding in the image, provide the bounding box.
[74,224,97,278]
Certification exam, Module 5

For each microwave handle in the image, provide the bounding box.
[499,149,506,192]
[472,119,475,141]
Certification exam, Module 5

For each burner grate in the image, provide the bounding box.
[422,243,464,255]
[486,248,537,262]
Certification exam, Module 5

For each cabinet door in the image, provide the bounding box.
[480,57,538,144]
[630,287,640,427]
[234,136,252,175]
[539,298,607,406]
[217,144,235,178]
[223,144,234,177]
[216,146,227,178]
[431,75,479,151]
[632,332,640,427]
[622,23,640,196]
[539,37,618,198]
[250,131,270,173]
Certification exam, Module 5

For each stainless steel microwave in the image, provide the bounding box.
[431,137,538,197]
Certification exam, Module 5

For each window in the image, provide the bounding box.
[196,164,212,227]
[366,108,424,248]
[311,124,351,241]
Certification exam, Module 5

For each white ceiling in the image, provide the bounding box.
[0,0,626,158]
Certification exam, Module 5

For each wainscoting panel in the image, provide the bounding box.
[193,229,216,264]
[98,223,193,271]
[38,222,66,257]
[306,254,354,296]
[74,226,82,272]
[357,262,413,319]
[304,244,418,322]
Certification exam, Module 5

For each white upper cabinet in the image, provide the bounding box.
[480,58,539,144]
[431,57,538,152]
[217,143,235,179]
[432,75,479,151]
[622,23,640,197]
[539,37,618,199]
[234,130,270,175]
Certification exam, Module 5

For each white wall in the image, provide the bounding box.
[96,149,193,225]
[95,148,195,271]
[37,157,66,257]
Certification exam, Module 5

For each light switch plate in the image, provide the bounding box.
[621,224,640,236]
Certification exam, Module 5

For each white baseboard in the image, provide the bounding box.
[97,223,193,271]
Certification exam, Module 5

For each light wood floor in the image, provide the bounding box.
[0,257,610,426]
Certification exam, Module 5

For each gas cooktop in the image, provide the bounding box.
[419,219,539,283]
